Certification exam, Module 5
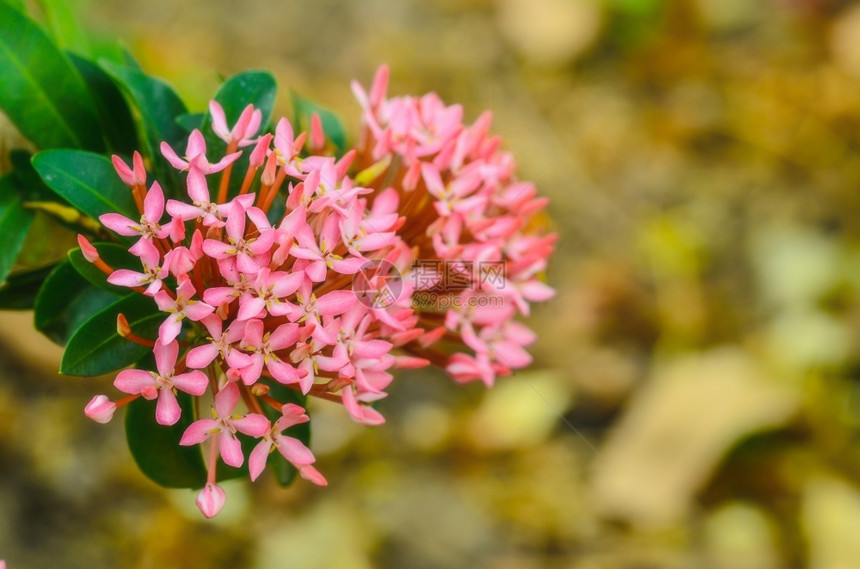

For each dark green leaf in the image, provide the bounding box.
[10,149,64,203]
[34,259,119,345]
[68,242,139,293]
[0,3,103,150]
[291,92,347,155]
[99,60,187,161]
[126,391,207,488]
[0,173,35,283]
[60,292,161,376]
[0,263,56,309]
[176,112,204,133]
[68,53,138,155]
[32,149,138,221]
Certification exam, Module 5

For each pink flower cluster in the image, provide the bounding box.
[352,66,556,386]
[82,66,554,517]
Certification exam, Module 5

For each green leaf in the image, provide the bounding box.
[291,92,347,155]
[60,292,161,376]
[202,70,277,151]
[1,0,25,12]
[68,53,138,156]
[32,149,138,221]
[99,60,187,165]
[10,149,64,203]
[176,112,204,133]
[41,0,91,56]
[68,242,139,293]
[0,2,103,150]
[0,173,35,283]
[126,391,207,488]
[0,263,56,309]
[34,259,119,345]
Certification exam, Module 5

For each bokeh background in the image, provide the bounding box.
[4,0,860,567]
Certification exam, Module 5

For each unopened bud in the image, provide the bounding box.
[196,482,226,518]
[84,394,116,424]
[116,313,131,337]
[77,234,100,263]
[309,113,325,151]
[250,383,270,397]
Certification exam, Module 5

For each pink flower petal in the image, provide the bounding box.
[232,413,270,438]
[275,436,315,465]
[155,387,182,425]
[172,370,209,396]
[114,369,155,394]
[248,439,273,481]
[180,418,218,445]
[219,432,244,467]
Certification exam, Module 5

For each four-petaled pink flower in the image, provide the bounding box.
[248,402,326,485]
[154,279,215,343]
[179,382,269,468]
[114,340,208,425]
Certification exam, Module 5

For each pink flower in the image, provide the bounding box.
[180,382,270,468]
[237,319,303,386]
[112,151,146,186]
[210,101,262,147]
[160,129,241,174]
[114,340,208,425]
[107,238,167,296]
[153,279,215,344]
[248,402,325,484]
[100,181,169,241]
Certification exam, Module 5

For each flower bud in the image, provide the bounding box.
[196,482,226,518]
[84,395,116,424]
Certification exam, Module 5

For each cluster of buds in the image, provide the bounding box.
[82,66,555,517]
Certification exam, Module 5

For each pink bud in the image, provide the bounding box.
[309,113,325,151]
[249,133,273,168]
[84,395,116,424]
[76,234,100,263]
[196,482,226,518]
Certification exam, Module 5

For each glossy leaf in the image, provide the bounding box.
[99,60,187,160]
[291,92,347,154]
[68,242,139,294]
[0,263,55,310]
[60,292,161,376]
[176,112,204,133]
[0,3,103,150]
[34,259,119,345]
[41,0,91,56]
[32,149,138,221]
[0,173,35,283]
[126,390,207,488]
[69,53,138,155]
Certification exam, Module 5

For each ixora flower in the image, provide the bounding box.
[79,67,555,517]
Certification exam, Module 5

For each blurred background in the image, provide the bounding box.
[3,0,860,567]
